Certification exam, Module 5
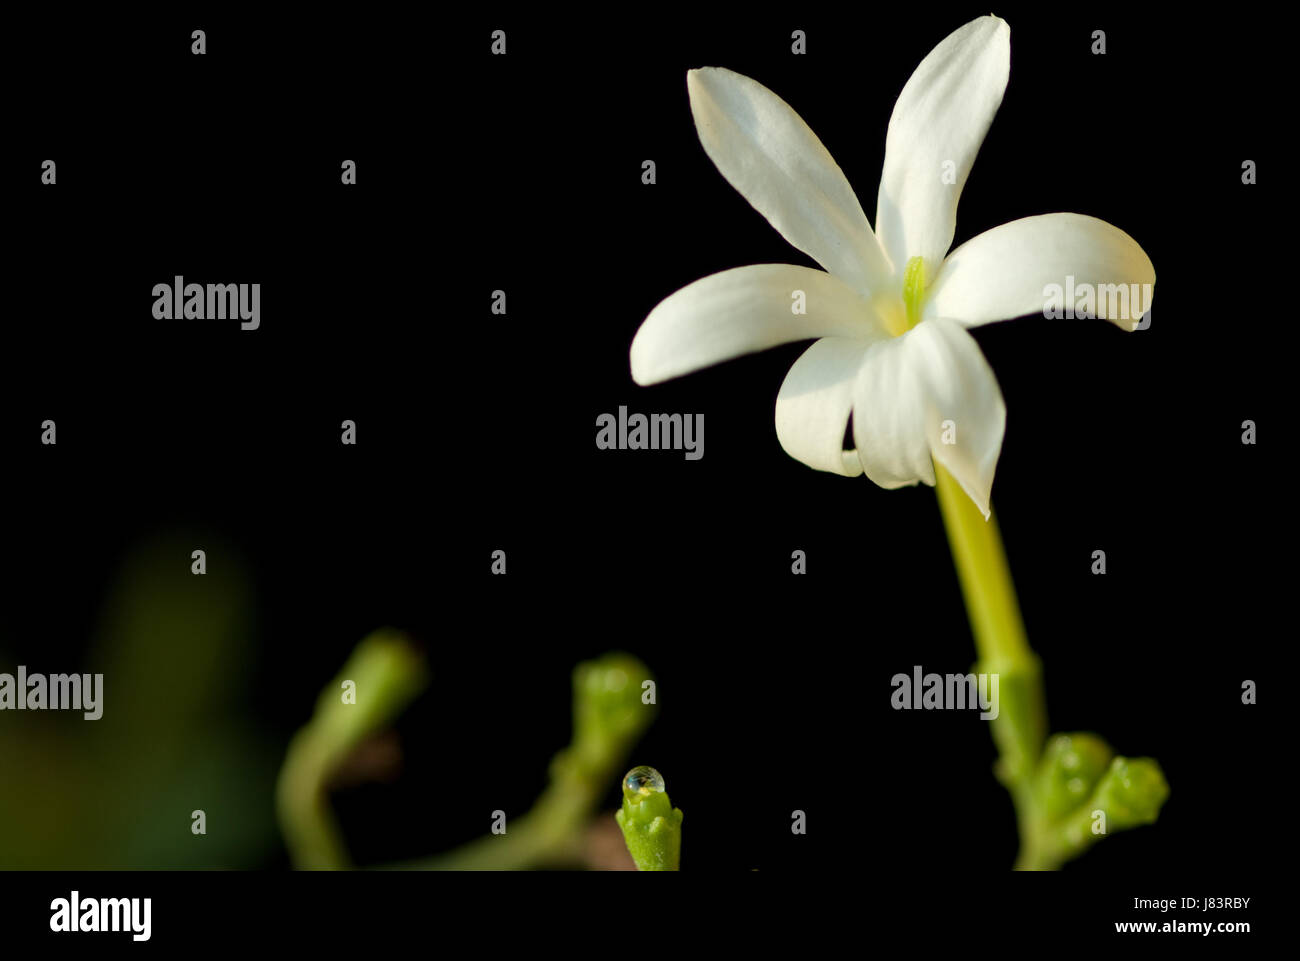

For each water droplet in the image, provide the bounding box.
[624,765,665,799]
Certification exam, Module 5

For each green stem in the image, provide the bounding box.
[932,462,1049,869]
[388,653,656,870]
[276,630,429,870]
[397,766,600,870]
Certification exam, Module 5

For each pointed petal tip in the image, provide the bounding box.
[686,66,727,94]
[628,363,651,388]
[628,331,661,387]
[958,476,994,520]
[963,14,1011,47]
[975,13,1011,38]
[685,68,704,100]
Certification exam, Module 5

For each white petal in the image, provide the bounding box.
[875,16,1010,275]
[775,338,877,476]
[850,331,936,491]
[631,264,886,386]
[687,67,893,296]
[925,213,1157,330]
[907,318,1005,519]
[851,318,1005,515]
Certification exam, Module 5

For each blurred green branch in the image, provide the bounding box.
[397,652,655,870]
[276,639,655,871]
[276,630,428,869]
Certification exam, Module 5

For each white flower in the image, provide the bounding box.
[629,15,1155,518]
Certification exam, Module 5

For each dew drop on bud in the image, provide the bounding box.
[624,765,665,799]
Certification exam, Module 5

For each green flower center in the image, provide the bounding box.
[903,255,926,331]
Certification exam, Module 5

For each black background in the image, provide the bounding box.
[0,3,1282,943]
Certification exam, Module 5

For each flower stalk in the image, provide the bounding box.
[933,462,1168,870]
[933,462,1045,785]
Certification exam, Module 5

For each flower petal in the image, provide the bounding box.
[850,331,936,491]
[905,318,1005,519]
[775,338,876,476]
[875,16,1010,275]
[924,213,1156,330]
[851,317,1005,516]
[687,67,893,296]
[631,264,887,386]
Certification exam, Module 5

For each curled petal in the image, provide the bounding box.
[851,318,1005,516]
[775,338,878,476]
[905,318,1005,519]
[851,333,936,491]
[925,213,1157,330]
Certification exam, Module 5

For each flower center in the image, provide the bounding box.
[902,255,926,331]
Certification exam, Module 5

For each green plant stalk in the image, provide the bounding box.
[933,463,1050,869]
[395,653,655,870]
[934,464,1171,869]
[276,630,429,870]
[409,760,606,870]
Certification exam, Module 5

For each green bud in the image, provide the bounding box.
[311,630,428,750]
[1035,733,1113,820]
[1030,744,1171,869]
[615,765,683,871]
[553,653,654,782]
[1092,756,1170,830]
